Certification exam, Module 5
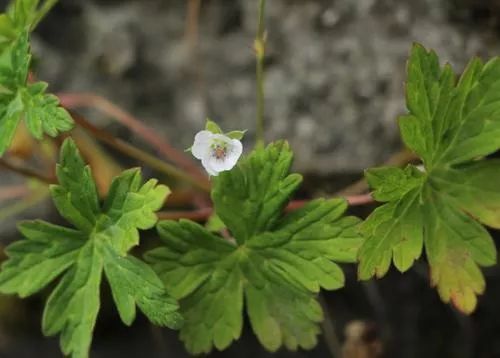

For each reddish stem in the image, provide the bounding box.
[287,193,374,210]
[157,207,213,221]
[58,93,208,184]
[156,193,374,222]
[0,158,55,184]
[0,185,30,201]
[72,112,211,192]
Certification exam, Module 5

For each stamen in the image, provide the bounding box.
[213,145,227,160]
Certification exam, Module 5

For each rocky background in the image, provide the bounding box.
[30,0,500,173]
[1,0,500,357]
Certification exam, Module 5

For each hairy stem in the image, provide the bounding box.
[255,0,267,147]
[72,112,211,193]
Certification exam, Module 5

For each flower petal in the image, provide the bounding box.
[206,157,225,173]
[192,130,243,176]
[211,133,231,143]
[225,139,243,168]
[201,154,219,176]
[209,139,243,172]
[191,130,213,160]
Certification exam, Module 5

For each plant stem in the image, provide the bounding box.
[72,112,211,193]
[31,0,59,30]
[287,193,374,211]
[156,193,374,221]
[319,293,343,358]
[157,207,213,221]
[0,158,54,184]
[58,93,208,183]
[255,0,267,147]
[185,0,201,50]
[0,185,30,201]
[0,185,50,222]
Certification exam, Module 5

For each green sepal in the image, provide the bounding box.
[205,118,223,134]
[226,130,247,140]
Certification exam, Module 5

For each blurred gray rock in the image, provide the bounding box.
[30,0,500,173]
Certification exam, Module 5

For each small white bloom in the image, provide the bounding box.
[416,164,426,173]
[191,130,243,176]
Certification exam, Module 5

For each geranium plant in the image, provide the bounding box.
[0,0,498,357]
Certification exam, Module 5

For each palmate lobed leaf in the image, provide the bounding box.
[358,43,500,313]
[146,142,363,354]
[211,141,302,244]
[7,0,40,33]
[0,1,74,156]
[0,139,182,358]
[1,0,59,43]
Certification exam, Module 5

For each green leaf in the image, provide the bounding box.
[0,30,74,155]
[0,0,47,51]
[0,30,30,88]
[358,186,424,277]
[146,220,241,354]
[359,43,500,313]
[0,31,30,153]
[0,221,85,297]
[7,0,55,32]
[22,82,73,139]
[0,14,16,46]
[8,0,39,30]
[146,142,363,354]
[146,220,236,300]
[245,277,322,351]
[212,141,302,244]
[423,194,495,314]
[0,138,181,358]
[51,138,100,233]
[402,44,500,168]
[431,160,500,229]
[177,252,243,354]
[0,90,24,154]
[365,165,424,202]
[42,240,103,358]
[99,167,170,254]
[102,244,183,328]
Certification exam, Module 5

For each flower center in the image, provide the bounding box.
[212,145,227,160]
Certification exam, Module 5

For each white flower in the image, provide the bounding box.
[191,130,243,176]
